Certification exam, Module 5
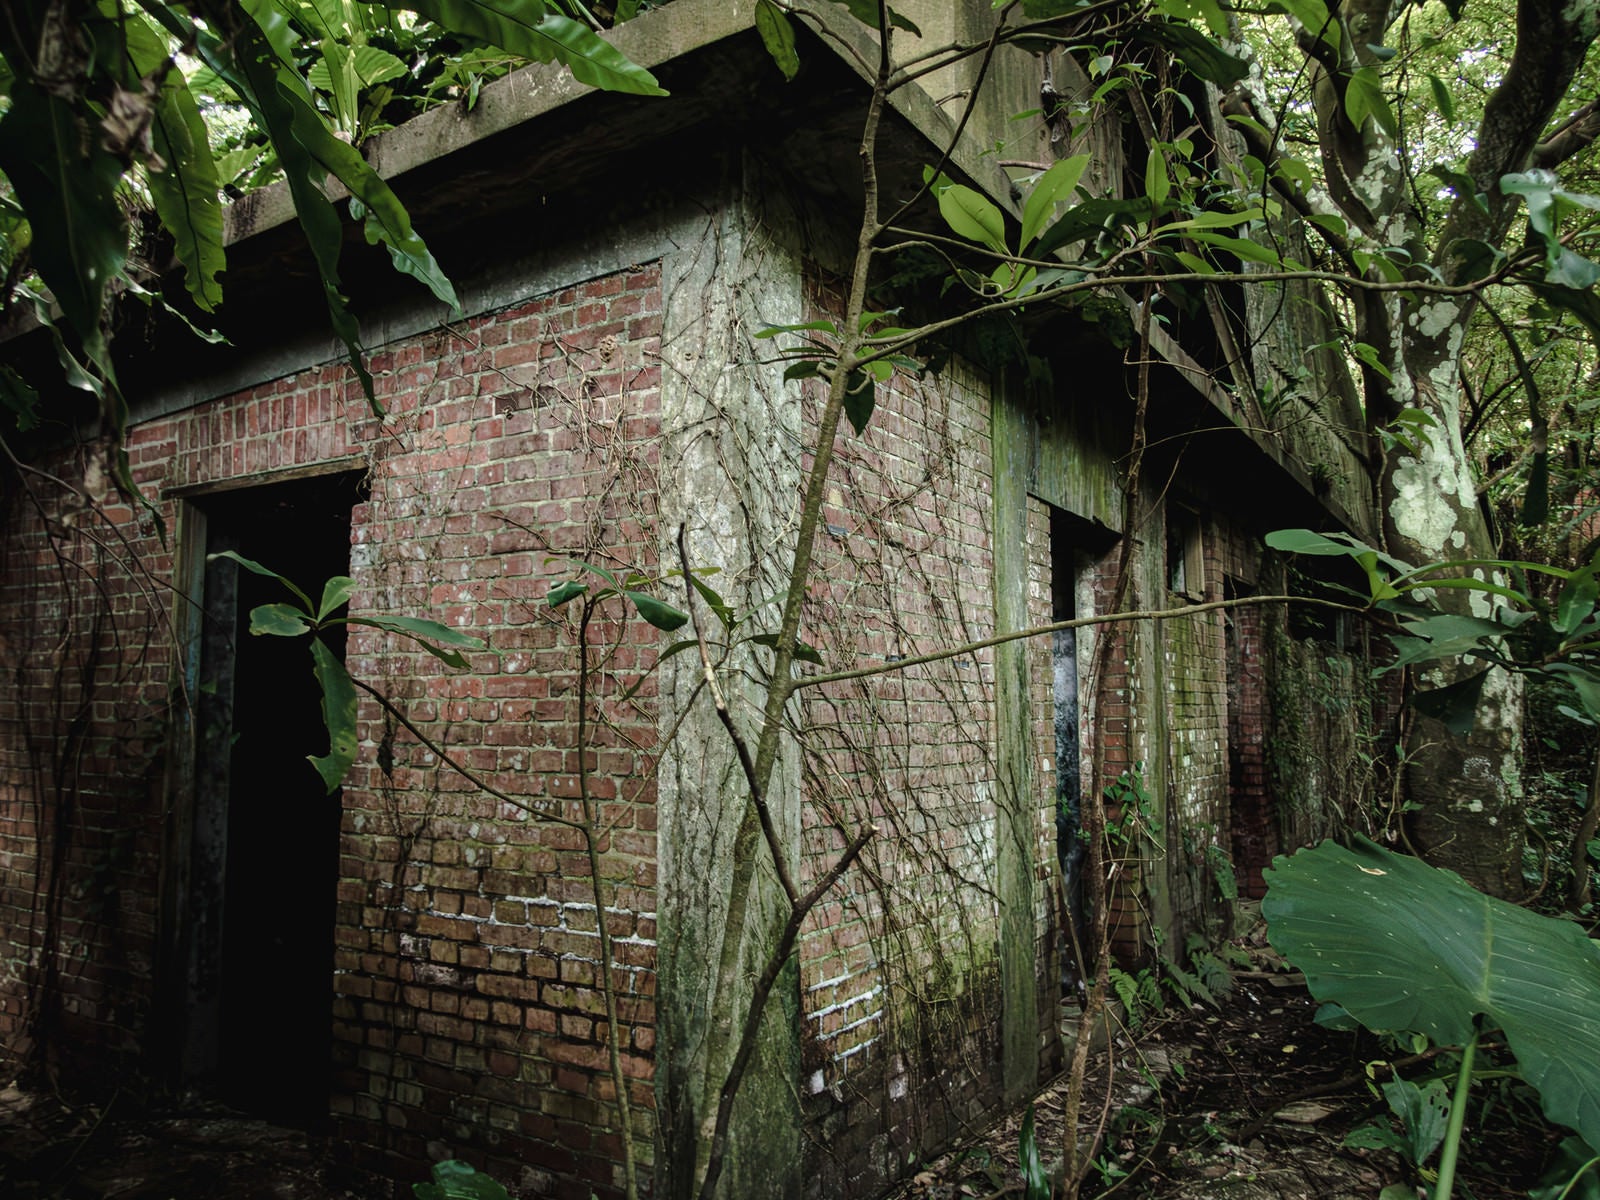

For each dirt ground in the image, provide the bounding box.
[0,943,1567,1200]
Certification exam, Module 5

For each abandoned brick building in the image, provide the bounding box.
[0,2,1387,1197]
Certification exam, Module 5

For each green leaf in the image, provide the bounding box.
[1556,573,1599,637]
[120,14,225,312]
[1131,21,1249,87]
[306,44,410,94]
[413,1160,512,1200]
[1350,341,1392,381]
[1344,66,1397,137]
[1144,147,1171,210]
[548,580,588,606]
[317,575,358,621]
[0,81,127,361]
[0,365,41,432]
[750,633,824,666]
[689,571,734,629]
[187,8,376,403]
[624,591,689,632]
[1427,74,1456,124]
[1267,0,1338,48]
[1530,1137,1600,1200]
[404,0,667,95]
[1545,663,1600,724]
[347,615,484,667]
[1410,669,1491,736]
[1158,205,1264,233]
[250,602,315,637]
[1019,1105,1049,1200]
[308,638,359,794]
[1186,230,1284,266]
[1031,196,1153,258]
[1020,155,1089,249]
[1264,837,1600,1154]
[843,366,875,434]
[1151,0,1230,38]
[830,0,921,34]
[755,0,800,80]
[209,549,314,610]
[757,318,839,339]
[935,182,1009,254]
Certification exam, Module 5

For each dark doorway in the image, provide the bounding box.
[1050,507,1113,990]
[184,469,365,1126]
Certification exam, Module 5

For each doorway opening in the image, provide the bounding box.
[1049,507,1113,991]
[181,468,365,1127]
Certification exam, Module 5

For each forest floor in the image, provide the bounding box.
[895,910,1564,1200]
[0,912,1567,1199]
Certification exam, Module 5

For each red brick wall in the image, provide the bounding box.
[0,264,665,1200]
[793,352,1043,1195]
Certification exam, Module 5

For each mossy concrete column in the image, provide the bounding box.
[656,163,805,1200]
[990,382,1041,1098]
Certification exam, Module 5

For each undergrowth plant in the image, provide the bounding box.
[1264,837,1600,1200]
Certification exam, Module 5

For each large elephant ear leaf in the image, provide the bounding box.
[1263,837,1600,1152]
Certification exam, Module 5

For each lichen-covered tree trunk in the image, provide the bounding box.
[1380,306,1526,895]
[1279,0,1600,895]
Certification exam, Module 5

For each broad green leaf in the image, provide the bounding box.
[1408,670,1496,738]
[1264,837,1600,1153]
[1151,0,1230,38]
[1267,0,1338,48]
[1019,1105,1049,1200]
[1557,573,1600,637]
[1144,148,1171,210]
[842,366,875,434]
[548,580,588,606]
[1186,231,1284,266]
[404,0,668,95]
[830,0,921,34]
[250,602,314,637]
[749,633,824,666]
[1020,155,1089,249]
[689,571,734,629]
[936,183,1008,254]
[1545,664,1600,723]
[188,10,376,402]
[1031,196,1153,258]
[1428,73,1456,123]
[209,549,315,610]
[305,44,410,95]
[624,591,689,632]
[0,81,126,361]
[0,365,40,432]
[1530,1138,1600,1200]
[755,0,800,80]
[318,576,359,620]
[1351,341,1392,381]
[120,13,225,312]
[348,615,484,667]
[1131,21,1249,86]
[783,360,825,381]
[1305,211,1348,241]
[413,1159,512,1200]
[1173,250,1214,275]
[1157,205,1264,233]
[308,638,359,794]
[757,318,839,338]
